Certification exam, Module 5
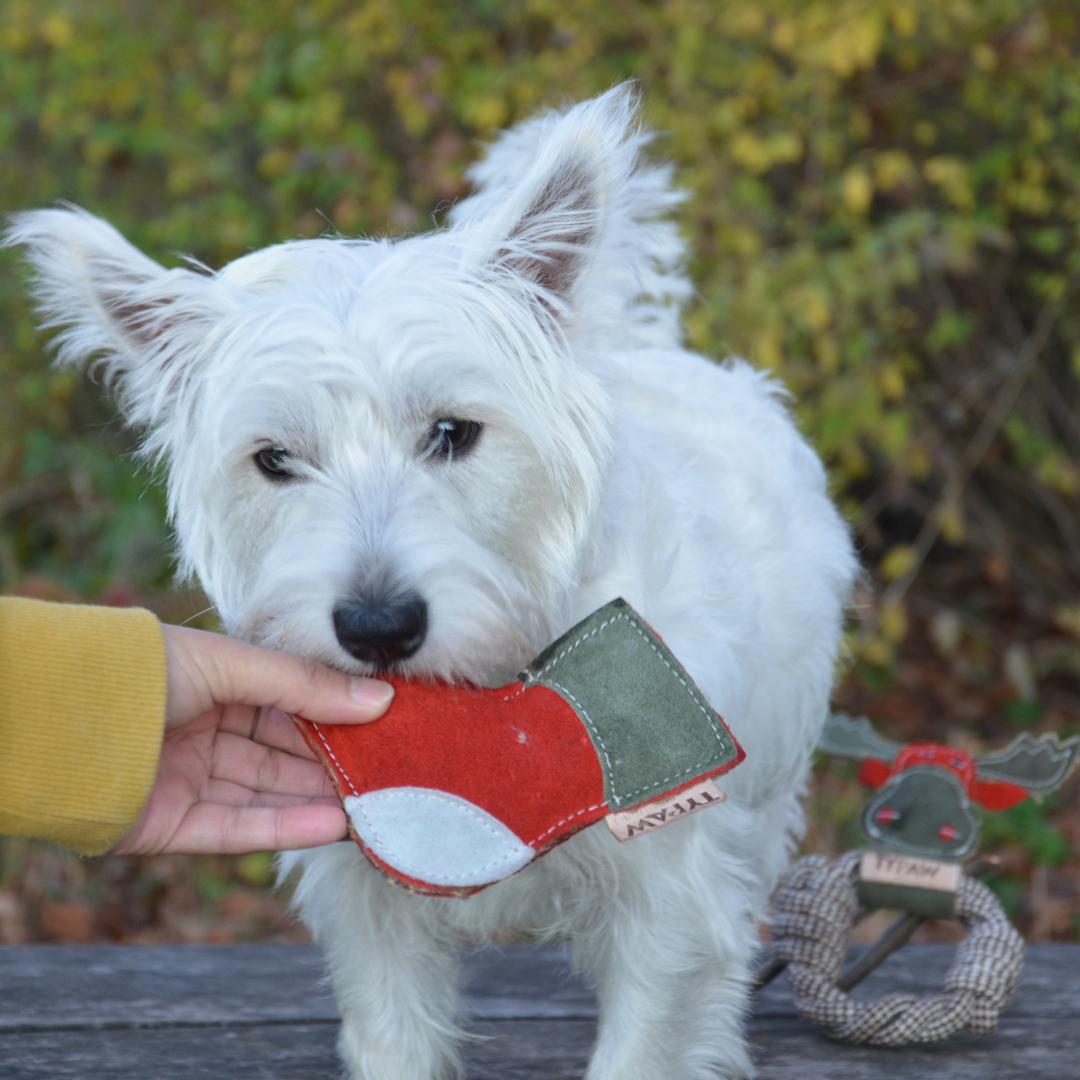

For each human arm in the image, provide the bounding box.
[0,598,391,856]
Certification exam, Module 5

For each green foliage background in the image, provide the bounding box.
[5,0,1080,657]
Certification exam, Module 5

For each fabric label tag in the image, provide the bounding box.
[858,850,961,893]
[605,779,726,841]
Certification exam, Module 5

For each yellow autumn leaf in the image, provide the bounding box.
[770,19,797,54]
[939,504,966,545]
[730,131,772,174]
[874,150,916,192]
[841,166,873,214]
[824,16,883,77]
[257,148,293,180]
[462,95,509,132]
[891,6,917,38]
[878,363,906,400]
[923,156,973,209]
[880,543,917,581]
[768,131,803,164]
[40,12,73,49]
[878,600,909,644]
[1037,453,1080,495]
[814,335,840,373]
[1054,604,1080,640]
[972,42,997,71]
[752,325,783,371]
[790,285,831,331]
[859,634,895,667]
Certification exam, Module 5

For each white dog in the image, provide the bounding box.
[9,85,856,1079]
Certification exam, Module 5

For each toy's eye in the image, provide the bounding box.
[938,824,959,842]
[254,445,294,480]
[429,419,480,459]
[875,807,901,825]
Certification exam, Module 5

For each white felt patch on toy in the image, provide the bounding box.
[344,787,535,888]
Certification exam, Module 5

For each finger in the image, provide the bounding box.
[209,732,338,798]
[162,624,394,728]
[161,803,351,853]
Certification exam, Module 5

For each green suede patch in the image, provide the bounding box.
[856,879,958,920]
[819,711,903,762]
[862,767,980,860]
[521,598,739,810]
[976,731,1080,792]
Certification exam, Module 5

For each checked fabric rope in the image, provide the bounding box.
[769,851,1025,1045]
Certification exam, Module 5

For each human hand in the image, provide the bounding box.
[111,624,393,856]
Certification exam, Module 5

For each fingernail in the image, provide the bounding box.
[350,678,394,709]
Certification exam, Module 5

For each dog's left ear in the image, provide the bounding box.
[493,144,604,310]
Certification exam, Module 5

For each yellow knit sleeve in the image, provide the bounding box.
[0,597,167,855]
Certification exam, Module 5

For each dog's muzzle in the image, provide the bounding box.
[333,593,428,670]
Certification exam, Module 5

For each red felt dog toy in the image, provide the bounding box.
[297,599,744,896]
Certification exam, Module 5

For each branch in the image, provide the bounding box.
[876,286,1077,614]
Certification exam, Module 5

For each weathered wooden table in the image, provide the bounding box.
[0,943,1076,1078]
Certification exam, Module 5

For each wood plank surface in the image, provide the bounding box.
[0,943,1075,1079]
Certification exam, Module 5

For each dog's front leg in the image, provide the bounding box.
[286,844,464,1080]
[575,839,756,1080]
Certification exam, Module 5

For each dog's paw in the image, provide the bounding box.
[337,1023,464,1080]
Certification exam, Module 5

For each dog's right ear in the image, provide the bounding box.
[4,206,231,432]
[468,83,688,341]
[476,85,653,323]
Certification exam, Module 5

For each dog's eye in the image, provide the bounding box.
[429,419,480,459]
[254,445,294,480]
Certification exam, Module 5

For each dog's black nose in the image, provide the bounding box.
[333,593,428,669]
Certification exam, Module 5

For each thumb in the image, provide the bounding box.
[161,623,393,729]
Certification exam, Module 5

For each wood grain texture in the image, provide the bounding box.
[0,943,1076,1079]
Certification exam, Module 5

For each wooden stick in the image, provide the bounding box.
[836,911,924,992]
[750,954,788,994]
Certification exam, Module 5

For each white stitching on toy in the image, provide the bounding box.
[623,615,725,744]
[524,616,616,681]
[541,685,726,808]
[614,761,726,805]
[310,723,359,796]
[526,800,607,846]
[524,610,730,805]
[545,679,615,781]
[350,790,530,879]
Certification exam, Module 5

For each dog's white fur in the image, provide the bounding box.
[9,86,856,1079]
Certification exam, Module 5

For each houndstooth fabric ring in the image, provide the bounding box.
[769,851,1025,1046]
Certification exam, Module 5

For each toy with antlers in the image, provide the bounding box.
[759,716,1079,1046]
[820,714,1080,918]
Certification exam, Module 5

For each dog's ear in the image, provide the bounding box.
[4,205,231,432]
[479,86,658,317]
[467,83,688,338]
[493,145,604,308]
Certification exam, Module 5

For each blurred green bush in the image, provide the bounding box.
[3,0,1080,653]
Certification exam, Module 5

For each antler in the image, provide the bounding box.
[975,732,1080,793]
[819,713,905,763]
